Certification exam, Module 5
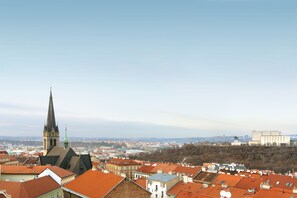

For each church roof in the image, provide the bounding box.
[44,89,59,132]
[39,146,92,175]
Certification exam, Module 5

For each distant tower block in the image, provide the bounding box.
[43,88,60,155]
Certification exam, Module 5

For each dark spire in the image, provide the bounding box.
[45,88,59,132]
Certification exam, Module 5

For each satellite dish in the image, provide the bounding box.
[226,191,231,198]
[220,190,226,197]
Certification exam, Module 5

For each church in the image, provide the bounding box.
[39,89,92,175]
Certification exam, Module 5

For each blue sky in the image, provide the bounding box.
[0,0,297,138]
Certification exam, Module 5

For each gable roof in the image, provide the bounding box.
[46,166,76,178]
[0,176,60,198]
[63,170,124,198]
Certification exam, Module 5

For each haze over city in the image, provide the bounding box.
[0,0,297,137]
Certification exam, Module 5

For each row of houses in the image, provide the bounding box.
[2,157,297,197]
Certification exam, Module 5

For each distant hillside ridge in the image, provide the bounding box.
[132,144,297,173]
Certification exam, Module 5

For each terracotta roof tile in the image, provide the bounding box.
[0,176,60,198]
[150,164,178,174]
[136,165,155,174]
[253,189,293,198]
[264,174,297,190]
[22,176,60,197]
[64,170,124,197]
[0,165,51,175]
[47,166,76,178]
[213,174,243,187]
[235,177,265,191]
[0,154,17,162]
[173,165,202,178]
[135,178,146,189]
[107,158,141,166]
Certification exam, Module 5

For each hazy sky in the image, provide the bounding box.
[0,0,297,138]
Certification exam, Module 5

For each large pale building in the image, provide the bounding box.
[249,130,290,146]
[105,158,142,179]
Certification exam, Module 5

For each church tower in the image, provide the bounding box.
[43,88,59,155]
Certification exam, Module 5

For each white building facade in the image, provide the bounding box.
[249,130,290,146]
[147,173,180,198]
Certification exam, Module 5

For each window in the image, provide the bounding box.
[155,184,158,191]
[50,139,53,146]
[54,139,56,146]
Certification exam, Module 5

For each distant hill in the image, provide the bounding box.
[132,144,297,173]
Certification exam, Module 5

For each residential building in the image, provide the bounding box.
[135,165,155,179]
[0,154,18,165]
[63,169,150,198]
[147,173,180,198]
[0,165,50,182]
[38,166,76,185]
[105,158,142,179]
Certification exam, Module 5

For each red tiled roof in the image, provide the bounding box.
[151,164,178,174]
[168,181,254,198]
[0,154,17,161]
[167,181,203,196]
[64,170,124,197]
[136,165,155,174]
[263,174,297,190]
[0,165,51,175]
[22,176,60,197]
[135,178,146,189]
[0,176,60,198]
[213,174,243,187]
[0,181,22,197]
[107,158,142,166]
[253,189,293,198]
[173,165,202,178]
[47,166,76,178]
[235,177,266,191]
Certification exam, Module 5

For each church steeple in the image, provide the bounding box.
[45,88,59,132]
[43,88,60,155]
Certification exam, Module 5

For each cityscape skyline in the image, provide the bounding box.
[1,1,297,137]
